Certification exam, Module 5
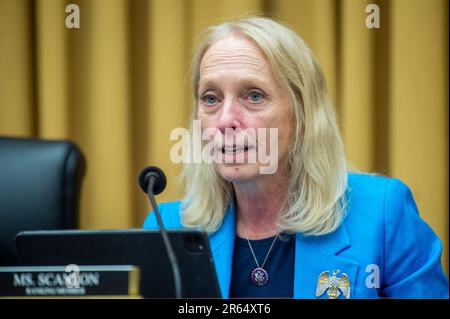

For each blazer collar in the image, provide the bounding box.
[209,202,360,299]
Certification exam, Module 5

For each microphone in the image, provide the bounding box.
[139,166,182,298]
[139,166,167,196]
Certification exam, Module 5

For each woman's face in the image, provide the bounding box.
[197,34,294,183]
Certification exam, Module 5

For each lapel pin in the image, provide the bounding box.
[315,269,351,299]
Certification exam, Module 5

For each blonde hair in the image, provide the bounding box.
[180,16,348,236]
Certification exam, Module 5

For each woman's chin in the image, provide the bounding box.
[216,163,260,183]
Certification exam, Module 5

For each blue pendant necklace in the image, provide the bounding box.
[242,226,278,287]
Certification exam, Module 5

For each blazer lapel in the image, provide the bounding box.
[209,204,236,298]
[294,222,360,299]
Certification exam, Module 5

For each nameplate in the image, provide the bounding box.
[0,265,140,297]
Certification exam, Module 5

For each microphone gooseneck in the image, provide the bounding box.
[139,166,182,298]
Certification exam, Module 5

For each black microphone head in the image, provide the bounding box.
[139,166,167,195]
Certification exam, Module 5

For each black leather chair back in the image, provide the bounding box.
[0,136,86,266]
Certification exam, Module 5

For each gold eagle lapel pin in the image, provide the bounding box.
[315,269,351,299]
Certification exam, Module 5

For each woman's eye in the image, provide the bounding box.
[202,94,218,105]
[247,90,265,103]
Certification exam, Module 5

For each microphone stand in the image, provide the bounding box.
[146,175,182,298]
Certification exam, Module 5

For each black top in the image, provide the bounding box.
[229,233,295,298]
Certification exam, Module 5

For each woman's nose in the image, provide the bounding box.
[217,98,241,133]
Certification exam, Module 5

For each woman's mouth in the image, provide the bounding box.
[218,145,257,164]
[222,145,249,155]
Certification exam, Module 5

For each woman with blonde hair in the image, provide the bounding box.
[144,16,448,298]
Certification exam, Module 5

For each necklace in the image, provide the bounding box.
[242,224,278,287]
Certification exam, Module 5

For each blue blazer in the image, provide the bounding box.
[143,173,449,298]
